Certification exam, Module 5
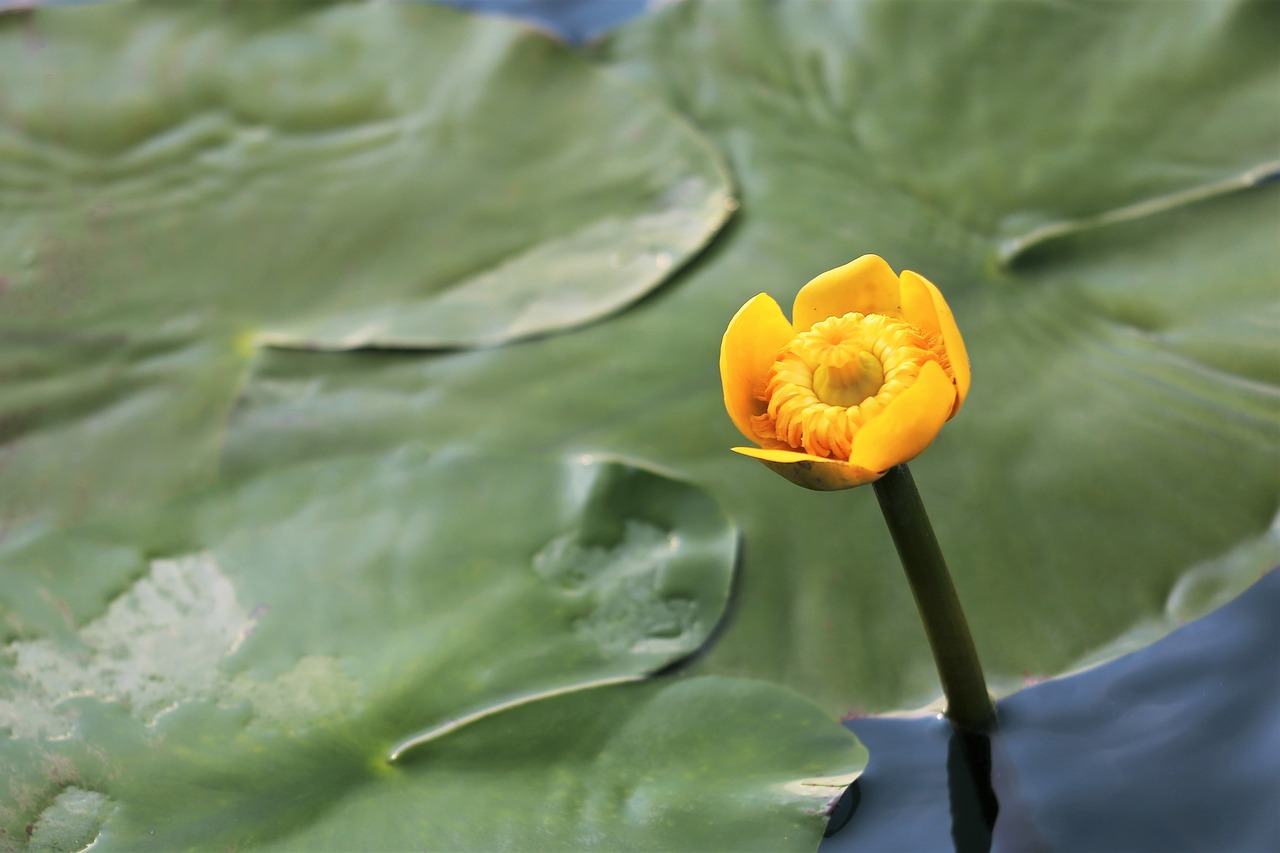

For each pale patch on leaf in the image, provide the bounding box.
[0,553,252,738]
[229,655,361,734]
[782,771,862,797]
[533,520,698,657]
[28,787,113,853]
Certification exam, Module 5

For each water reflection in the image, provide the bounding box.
[947,731,997,852]
[822,566,1279,851]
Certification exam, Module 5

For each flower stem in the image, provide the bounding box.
[872,464,996,731]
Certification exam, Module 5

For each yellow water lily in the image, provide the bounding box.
[721,254,969,490]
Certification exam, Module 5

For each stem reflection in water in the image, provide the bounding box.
[822,568,1280,850]
[947,730,998,853]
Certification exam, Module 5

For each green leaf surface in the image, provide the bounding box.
[587,0,1280,700]
[8,676,863,852]
[224,0,1279,714]
[0,0,731,519]
[0,323,249,525]
[2,1,1278,848]
[0,451,857,851]
[1,450,736,728]
[155,677,862,852]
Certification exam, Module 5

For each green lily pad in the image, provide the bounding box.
[0,0,731,519]
[0,450,736,721]
[4,675,864,852]
[0,323,250,525]
[0,450,861,851]
[2,1,1277,847]
[224,0,1279,714]
[103,677,864,851]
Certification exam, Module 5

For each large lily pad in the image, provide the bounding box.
[0,0,732,519]
[225,0,1279,714]
[0,449,735,724]
[0,450,862,850]
[7,675,864,852]
[0,323,249,525]
[2,0,1278,847]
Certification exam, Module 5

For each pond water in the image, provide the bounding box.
[823,566,1280,851]
[429,0,648,43]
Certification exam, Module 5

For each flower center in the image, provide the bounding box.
[751,313,943,460]
[813,349,885,408]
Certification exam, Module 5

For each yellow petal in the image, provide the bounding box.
[732,447,884,491]
[847,360,956,473]
[898,270,942,340]
[720,294,795,444]
[791,254,902,333]
[916,274,970,415]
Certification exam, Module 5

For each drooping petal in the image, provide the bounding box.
[846,360,956,473]
[720,294,795,444]
[791,254,902,332]
[732,447,884,491]
[917,274,970,415]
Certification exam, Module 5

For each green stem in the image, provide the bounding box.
[872,464,996,731]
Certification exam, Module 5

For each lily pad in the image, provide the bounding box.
[0,0,732,518]
[554,0,1280,705]
[2,1,1277,847]
[0,323,250,525]
[0,450,862,850]
[226,0,1278,714]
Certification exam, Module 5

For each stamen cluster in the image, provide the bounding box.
[752,313,944,459]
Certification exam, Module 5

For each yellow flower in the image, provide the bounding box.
[720,255,969,490]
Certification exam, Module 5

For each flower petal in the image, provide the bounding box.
[720,293,795,444]
[732,447,883,491]
[791,254,902,332]
[917,275,971,415]
[847,360,956,473]
[899,270,942,340]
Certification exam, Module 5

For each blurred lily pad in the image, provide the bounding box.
[226,0,1278,714]
[0,450,862,850]
[0,0,732,518]
[0,322,249,524]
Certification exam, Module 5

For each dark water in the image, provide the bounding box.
[26,0,651,45]
[822,566,1280,851]
[428,0,648,43]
